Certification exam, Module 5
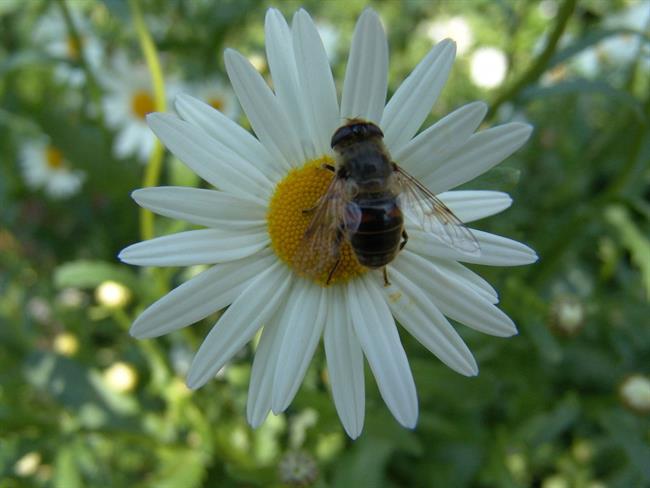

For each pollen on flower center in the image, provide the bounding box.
[267,157,366,286]
[66,36,82,60]
[131,90,155,119]
[45,146,64,169]
[208,98,224,111]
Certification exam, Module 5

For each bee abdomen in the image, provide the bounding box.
[350,198,403,269]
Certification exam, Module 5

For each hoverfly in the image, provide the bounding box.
[292,118,480,285]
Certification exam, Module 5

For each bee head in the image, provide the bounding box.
[331,119,384,149]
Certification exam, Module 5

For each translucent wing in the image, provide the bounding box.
[291,174,360,281]
[394,164,480,254]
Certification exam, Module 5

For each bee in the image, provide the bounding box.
[293,118,479,285]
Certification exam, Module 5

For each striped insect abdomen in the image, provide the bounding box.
[349,195,403,269]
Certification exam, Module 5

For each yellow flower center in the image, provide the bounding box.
[208,97,224,111]
[66,36,82,60]
[131,90,155,119]
[45,146,64,169]
[267,157,366,286]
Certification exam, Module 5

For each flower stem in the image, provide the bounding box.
[129,0,167,241]
[487,0,577,119]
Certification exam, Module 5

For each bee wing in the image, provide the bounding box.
[394,164,480,255]
[292,175,360,280]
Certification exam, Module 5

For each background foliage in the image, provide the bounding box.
[1,0,650,487]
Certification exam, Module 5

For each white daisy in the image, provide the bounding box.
[424,16,474,56]
[187,77,239,121]
[33,5,103,86]
[20,138,85,199]
[101,53,180,162]
[119,8,536,438]
[470,46,508,89]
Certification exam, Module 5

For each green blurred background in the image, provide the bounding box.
[1,0,650,486]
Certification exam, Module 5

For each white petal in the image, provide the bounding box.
[292,9,340,156]
[224,49,303,168]
[437,190,512,223]
[130,249,276,338]
[382,40,456,151]
[340,9,388,124]
[324,286,365,439]
[265,9,315,160]
[271,279,326,413]
[174,93,284,182]
[383,266,478,376]
[429,258,499,304]
[132,186,266,230]
[408,228,538,266]
[396,251,517,337]
[147,113,271,202]
[421,122,533,194]
[118,228,269,267]
[247,308,287,427]
[394,101,487,177]
[348,275,418,428]
[114,124,141,159]
[187,261,292,389]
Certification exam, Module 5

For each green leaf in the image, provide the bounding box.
[54,445,83,488]
[54,260,139,291]
[332,436,392,488]
[147,448,207,488]
[600,409,650,483]
[521,80,647,123]
[520,394,580,446]
[605,205,650,300]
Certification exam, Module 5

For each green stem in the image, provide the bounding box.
[129,0,167,241]
[487,0,578,119]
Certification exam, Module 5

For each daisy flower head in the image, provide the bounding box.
[101,53,181,162]
[119,8,537,438]
[33,6,103,86]
[189,77,239,121]
[20,137,85,199]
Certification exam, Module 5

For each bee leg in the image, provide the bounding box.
[326,257,341,285]
[326,227,345,285]
[382,267,391,287]
[399,229,408,250]
[321,164,336,172]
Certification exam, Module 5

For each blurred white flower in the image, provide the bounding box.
[620,374,650,414]
[20,138,85,198]
[568,1,650,77]
[425,16,473,56]
[101,54,180,162]
[53,332,79,356]
[600,1,650,64]
[95,280,131,308]
[33,6,103,86]
[56,287,86,308]
[247,53,267,73]
[470,46,508,89]
[538,0,558,20]
[26,297,52,324]
[14,452,41,477]
[189,78,239,120]
[103,362,138,393]
[573,46,601,78]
